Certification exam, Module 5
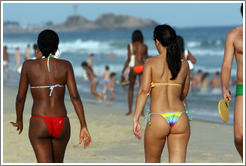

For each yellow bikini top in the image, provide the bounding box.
[147,82,182,96]
[147,59,184,95]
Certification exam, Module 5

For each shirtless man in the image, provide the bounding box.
[221,4,243,160]
[191,69,202,92]
[25,44,31,60]
[13,47,22,72]
[3,46,10,81]
[81,61,102,103]
[210,72,221,94]
[121,30,148,116]
[108,72,116,106]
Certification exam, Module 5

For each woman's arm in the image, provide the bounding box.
[144,45,148,60]
[133,59,152,139]
[66,62,92,148]
[121,44,131,80]
[181,67,190,101]
[187,50,196,64]
[11,61,29,134]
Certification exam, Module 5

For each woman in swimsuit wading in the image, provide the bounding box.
[132,24,191,163]
[121,30,148,116]
[11,29,92,163]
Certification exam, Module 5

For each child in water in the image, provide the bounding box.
[108,73,116,105]
[97,65,111,101]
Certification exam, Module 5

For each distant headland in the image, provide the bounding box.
[3,13,159,33]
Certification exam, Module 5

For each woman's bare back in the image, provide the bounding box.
[22,58,72,116]
[130,42,148,66]
[147,55,189,113]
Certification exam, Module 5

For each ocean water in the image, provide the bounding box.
[3,26,238,124]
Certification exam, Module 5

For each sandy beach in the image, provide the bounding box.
[2,87,242,164]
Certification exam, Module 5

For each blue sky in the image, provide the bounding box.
[2,2,243,28]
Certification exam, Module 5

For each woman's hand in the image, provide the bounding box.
[133,120,142,140]
[10,121,23,134]
[79,127,92,149]
[121,73,126,81]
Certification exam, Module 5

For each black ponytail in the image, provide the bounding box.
[167,38,181,80]
[241,3,243,17]
[153,24,181,80]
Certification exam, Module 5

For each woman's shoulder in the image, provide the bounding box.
[146,55,160,62]
[22,59,38,67]
[57,58,71,64]
[144,56,159,68]
[52,58,71,66]
[56,59,74,71]
[23,58,71,67]
[21,59,41,73]
[140,43,148,50]
[145,56,154,64]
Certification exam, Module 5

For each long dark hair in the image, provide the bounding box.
[176,35,185,53]
[241,3,243,17]
[37,29,59,58]
[153,24,181,80]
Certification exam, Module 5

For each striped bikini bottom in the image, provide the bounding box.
[145,106,192,128]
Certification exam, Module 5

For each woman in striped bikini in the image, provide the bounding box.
[133,25,191,163]
[11,29,91,163]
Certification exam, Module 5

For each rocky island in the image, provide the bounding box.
[4,13,159,33]
[54,13,159,31]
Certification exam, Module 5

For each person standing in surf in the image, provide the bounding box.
[3,46,10,82]
[81,61,103,103]
[13,47,22,72]
[121,30,148,116]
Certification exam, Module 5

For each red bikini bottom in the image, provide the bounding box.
[132,65,144,74]
[32,115,67,138]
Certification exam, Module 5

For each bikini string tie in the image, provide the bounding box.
[47,54,54,72]
[145,110,152,126]
[49,84,61,96]
[147,82,155,96]
[184,104,192,121]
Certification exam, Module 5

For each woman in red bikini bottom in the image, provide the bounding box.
[11,29,92,163]
[121,30,148,116]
